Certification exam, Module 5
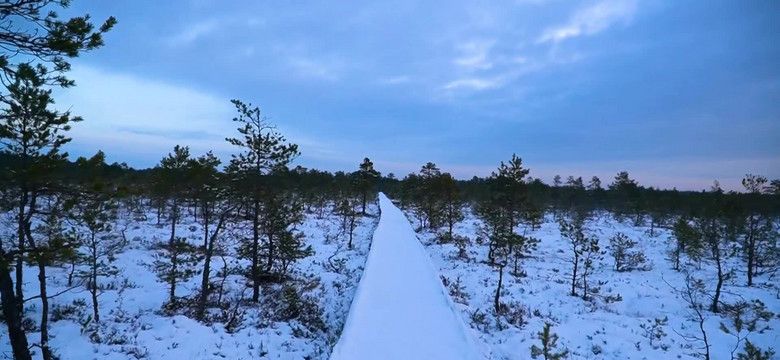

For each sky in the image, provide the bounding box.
[52,0,779,191]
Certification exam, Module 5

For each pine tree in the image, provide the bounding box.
[0,64,83,360]
[188,152,234,321]
[608,232,647,272]
[670,217,702,271]
[530,322,569,360]
[439,173,464,243]
[355,157,379,215]
[0,4,113,357]
[225,99,299,302]
[153,236,200,311]
[609,171,641,224]
[336,198,360,249]
[493,154,530,231]
[559,214,587,298]
[72,151,121,323]
[258,184,311,279]
[154,145,199,309]
[415,162,443,229]
[477,154,538,266]
[28,198,76,360]
[741,174,771,286]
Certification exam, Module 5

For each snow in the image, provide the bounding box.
[2,194,778,360]
[1,201,379,360]
[409,210,780,360]
[330,193,486,360]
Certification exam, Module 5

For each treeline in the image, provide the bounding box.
[384,167,780,223]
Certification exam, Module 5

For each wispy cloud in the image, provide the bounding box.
[454,40,495,70]
[537,0,638,43]
[165,19,222,46]
[287,57,342,81]
[379,76,411,85]
[443,77,503,91]
[165,16,264,47]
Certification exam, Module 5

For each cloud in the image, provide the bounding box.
[537,0,638,43]
[286,57,341,81]
[53,65,337,167]
[454,40,495,70]
[165,19,223,46]
[379,76,411,85]
[165,16,264,47]
[443,77,502,91]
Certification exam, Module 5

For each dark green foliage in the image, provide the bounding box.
[336,198,360,249]
[609,171,642,224]
[559,215,588,298]
[414,162,444,229]
[737,340,775,360]
[530,322,569,360]
[0,1,116,93]
[71,151,122,324]
[608,232,648,272]
[153,237,201,309]
[439,173,465,243]
[154,145,199,309]
[720,300,775,360]
[477,154,539,267]
[639,316,668,349]
[670,217,702,271]
[259,189,311,278]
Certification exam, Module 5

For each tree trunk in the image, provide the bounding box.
[746,217,757,287]
[68,261,75,287]
[361,190,367,215]
[0,261,32,360]
[650,218,655,237]
[571,253,579,297]
[747,238,755,287]
[447,205,454,241]
[89,233,100,323]
[198,211,227,320]
[169,202,178,305]
[494,265,504,313]
[348,215,355,249]
[251,199,260,302]
[711,254,724,313]
[197,209,211,320]
[38,262,52,360]
[582,266,589,301]
[16,189,28,318]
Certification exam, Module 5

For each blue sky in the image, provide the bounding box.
[55,0,779,190]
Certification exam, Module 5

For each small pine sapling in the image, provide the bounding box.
[737,340,775,360]
[531,322,569,360]
[639,316,668,350]
[720,300,774,360]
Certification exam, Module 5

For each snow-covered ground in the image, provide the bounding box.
[408,210,780,360]
[331,193,485,360]
[4,195,779,360]
[2,202,379,360]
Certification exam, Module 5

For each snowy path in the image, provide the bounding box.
[330,193,485,360]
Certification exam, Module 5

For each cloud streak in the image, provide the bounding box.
[537,0,638,43]
[165,18,223,46]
